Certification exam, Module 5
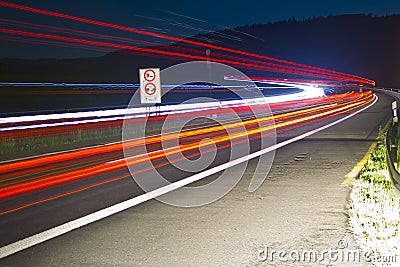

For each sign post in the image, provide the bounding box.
[392,101,398,123]
[140,68,161,104]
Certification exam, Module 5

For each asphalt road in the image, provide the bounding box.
[0,92,392,266]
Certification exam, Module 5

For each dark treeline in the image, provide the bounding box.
[1,14,399,87]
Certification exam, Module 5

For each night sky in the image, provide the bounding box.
[1,0,400,59]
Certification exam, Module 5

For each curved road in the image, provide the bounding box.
[0,91,392,266]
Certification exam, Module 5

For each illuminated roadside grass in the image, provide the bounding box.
[0,118,193,160]
[347,140,400,266]
[0,127,122,157]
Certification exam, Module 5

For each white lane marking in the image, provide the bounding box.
[0,106,216,132]
[0,88,327,126]
[0,92,337,164]
[0,101,219,124]
[0,95,378,259]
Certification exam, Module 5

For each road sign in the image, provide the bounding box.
[140,68,161,104]
[144,83,156,95]
[144,69,156,82]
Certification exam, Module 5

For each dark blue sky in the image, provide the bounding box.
[1,0,400,58]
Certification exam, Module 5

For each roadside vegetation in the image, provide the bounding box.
[0,117,203,160]
[0,127,122,160]
[348,137,400,266]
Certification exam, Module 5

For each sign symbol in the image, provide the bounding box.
[145,83,156,95]
[140,68,160,104]
[144,70,156,82]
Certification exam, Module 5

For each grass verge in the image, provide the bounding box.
[0,127,122,160]
[347,138,400,266]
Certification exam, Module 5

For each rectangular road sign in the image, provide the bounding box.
[140,68,161,104]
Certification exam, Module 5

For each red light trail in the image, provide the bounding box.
[0,1,378,217]
[0,27,372,84]
[0,18,368,83]
[0,1,375,85]
[0,91,375,215]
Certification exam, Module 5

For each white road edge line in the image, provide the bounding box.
[0,94,378,259]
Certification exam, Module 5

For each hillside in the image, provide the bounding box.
[1,14,400,87]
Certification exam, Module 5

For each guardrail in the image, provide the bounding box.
[374,87,400,197]
[386,122,400,198]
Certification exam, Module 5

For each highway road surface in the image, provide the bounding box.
[0,91,392,266]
